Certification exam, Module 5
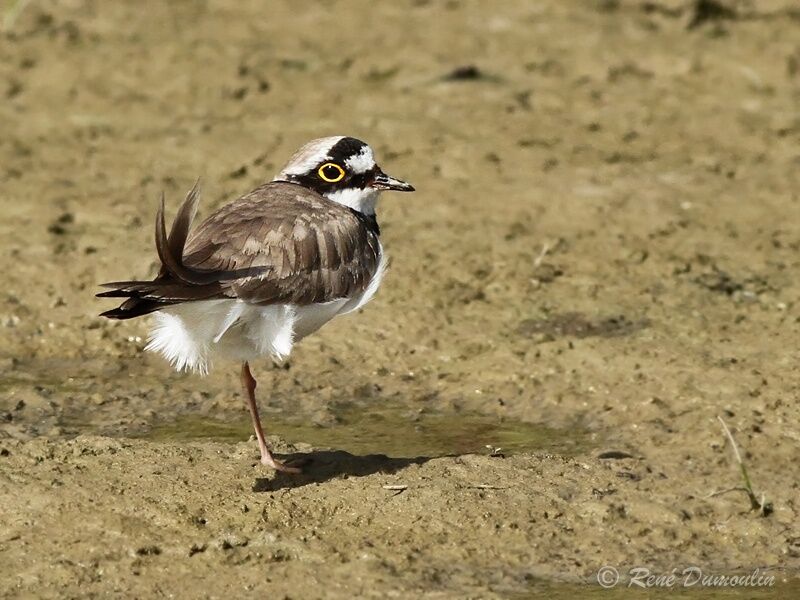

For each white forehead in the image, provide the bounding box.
[276,136,376,178]
[344,145,375,174]
[277,136,343,177]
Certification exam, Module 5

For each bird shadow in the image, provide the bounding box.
[252,449,434,492]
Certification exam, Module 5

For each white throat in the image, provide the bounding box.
[324,187,380,215]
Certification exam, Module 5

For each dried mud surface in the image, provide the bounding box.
[1,1,800,598]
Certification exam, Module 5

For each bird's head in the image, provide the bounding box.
[274,136,414,215]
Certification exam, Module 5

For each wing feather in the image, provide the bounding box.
[181,182,381,305]
[99,181,381,319]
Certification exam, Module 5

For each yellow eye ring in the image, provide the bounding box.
[318,162,345,183]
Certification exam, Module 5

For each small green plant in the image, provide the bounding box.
[712,416,773,517]
[3,0,31,32]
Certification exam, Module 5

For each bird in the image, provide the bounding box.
[97,136,414,472]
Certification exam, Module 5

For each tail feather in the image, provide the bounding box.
[99,297,164,320]
[155,184,220,286]
[97,182,223,320]
[96,280,221,302]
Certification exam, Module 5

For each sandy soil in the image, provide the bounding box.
[1,0,800,597]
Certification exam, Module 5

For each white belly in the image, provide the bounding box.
[145,251,387,374]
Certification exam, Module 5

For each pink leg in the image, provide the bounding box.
[240,361,301,474]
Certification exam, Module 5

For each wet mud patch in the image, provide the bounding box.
[517,312,649,341]
[692,268,773,299]
[141,401,589,459]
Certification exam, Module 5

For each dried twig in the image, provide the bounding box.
[485,445,505,458]
[705,486,749,499]
[382,484,407,496]
[533,242,551,267]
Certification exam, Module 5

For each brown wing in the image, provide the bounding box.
[181,182,382,305]
[98,182,381,318]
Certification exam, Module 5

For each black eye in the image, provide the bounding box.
[318,163,345,183]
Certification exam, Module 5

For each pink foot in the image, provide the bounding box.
[261,454,304,474]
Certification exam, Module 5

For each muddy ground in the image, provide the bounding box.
[1,0,800,597]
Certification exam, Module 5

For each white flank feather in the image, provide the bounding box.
[246,305,296,360]
[146,301,304,374]
[145,300,232,375]
[341,246,387,314]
